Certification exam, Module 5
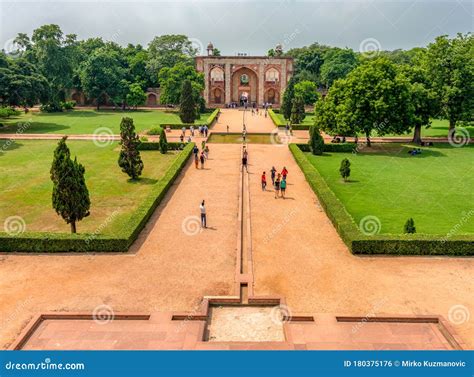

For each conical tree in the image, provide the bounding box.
[50,136,90,233]
[179,80,197,124]
[118,117,144,180]
[339,158,351,182]
[281,78,296,120]
[290,95,306,124]
[404,218,416,234]
[159,128,168,154]
[309,126,324,155]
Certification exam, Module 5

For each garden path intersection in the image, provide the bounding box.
[0,110,472,350]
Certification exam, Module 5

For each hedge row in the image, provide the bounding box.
[138,141,187,151]
[0,143,195,252]
[296,143,357,153]
[289,144,474,256]
[159,108,220,129]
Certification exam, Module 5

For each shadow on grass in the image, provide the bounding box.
[127,177,159,185]
[0,140,26,155]
[0,122,70,134]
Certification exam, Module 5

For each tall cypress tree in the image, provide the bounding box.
[179,80,197,123]
[159,128,168,154]
[309,126,324,155]
[50,136,90,233]
[118,117,144,180]
[281,78,296,120]
[290,95,306,124]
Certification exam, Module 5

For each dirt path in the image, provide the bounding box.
[247,144,474,348]
[212,108,276,134]
[0,144,240,349]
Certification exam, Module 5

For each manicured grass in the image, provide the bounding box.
[0,109,213,135]
[305,143,474,235]
[377,119,474,138]
[0,139,179,235]
[207,133,282,144]
[273,112,315,126]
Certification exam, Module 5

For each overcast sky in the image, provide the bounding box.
[0,1,472,55]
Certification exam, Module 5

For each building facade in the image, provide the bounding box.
[195,44,293,107]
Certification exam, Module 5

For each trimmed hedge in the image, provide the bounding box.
[160,108,220,130]
[0,143,195,252]
[138,141,187,151]
[296,143,357,153]
[289,143,474,256]
[268,109,314,130]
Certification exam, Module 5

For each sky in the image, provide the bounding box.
[0,0,472,56]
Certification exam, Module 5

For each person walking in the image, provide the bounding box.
[281,166,288,180]
[200,200,207,228]
[200,152,205,169]
[274,173,281,198]
[194,153,199,169]
[181,126,186,136]
[190,125,194,136]
[242,153,248,172]
[226,125,230,133]
[280,177,287,199]
[204,145,209,159]
[270,166,277,185]
[261,171,267,191]
[193,145,199,156]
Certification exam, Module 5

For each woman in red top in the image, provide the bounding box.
[261,171,267,191]
[281,167,288,179]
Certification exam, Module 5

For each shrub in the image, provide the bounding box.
[404,218,416,234]
[339,158,351,182]
[61,101,76,110]
[309,127,324,155]
[159,128,168,154]
[0,107,21,118]
[147,127,162,135]
[118,117,144,180]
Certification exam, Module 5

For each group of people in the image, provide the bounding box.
[193,143,210,169]
[179,125,209,143]
[408,148,423,156]
[261,166,289,199]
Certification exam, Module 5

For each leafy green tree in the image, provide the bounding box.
[404,218,416,234]
[286,43,329,84]
[339,158,351,182]
[147,35,197,80]
[126,82,146,109]
[320,48,358,88]
[290,95,306,124]
[79,47,126,110]
[309,126,324,155]
[158,62,204,105]
[323,58,414,146]
[422,34,473,136]
[281,77,296,120]
[179,80,197,123]
[50,136,90,233]
[159,128,168,154]
[212,48,221,56]
[294,80,319,105]
[118,117,144,180]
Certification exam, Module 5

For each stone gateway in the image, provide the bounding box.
[195,43,293,107]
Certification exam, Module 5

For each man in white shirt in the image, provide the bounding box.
[200,200,207,228]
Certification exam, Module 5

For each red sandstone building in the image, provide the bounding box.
[195,43,293,107]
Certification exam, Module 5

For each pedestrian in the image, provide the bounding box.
[204,145,209,159]
[180,133,184,143]
[280,176,287,199]
[285,123,290,135]
[226,125,230,133]
[194,153,199,169]
[187,135,192,143]
[200,200,207,228]
[274,173,281,198]
[281,166,288,180]
[182,126,186,136]
[190,125,194,136]
[261,171,267,191]
[243,147,248,160]
[242,130,246,142]
[200,152,205,169]
[242,153,248,172]
[193,145,199,156]
[198,126,203,136]
[202,140,206,150]
[204,125,209,137]
[270,166,277,185]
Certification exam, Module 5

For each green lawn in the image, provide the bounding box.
[305,143,474,235]
[274,112,315,126]
[0,109,213,135]
[0,140,179,234]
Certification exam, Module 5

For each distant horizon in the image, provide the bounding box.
[1,0,472,56]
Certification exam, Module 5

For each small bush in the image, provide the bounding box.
[339,158,351,182]
[404,218,416,234]
[61,101,76,110]
[0,107,21,118]
[147,127,162,135]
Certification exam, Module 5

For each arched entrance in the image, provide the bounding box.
[231,67,258,106]
[264,88,279,105]
[146,93,158,107]
[212,88,223,104]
